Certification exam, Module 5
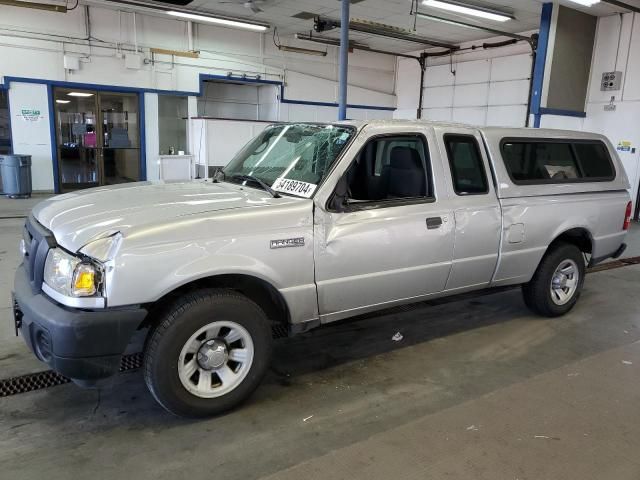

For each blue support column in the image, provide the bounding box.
[338,0,350,121]
[531,2,553,128]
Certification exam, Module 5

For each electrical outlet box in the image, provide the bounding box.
[125,53,143,70]
[601,71,622,91]
[63,55,80,71]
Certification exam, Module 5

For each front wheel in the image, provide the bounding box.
[143,289,272,418]
[522,243,585,317]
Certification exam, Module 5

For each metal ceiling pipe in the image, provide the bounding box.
[295,33,422,60]
[338,0,350,121]
[315,16,457,50]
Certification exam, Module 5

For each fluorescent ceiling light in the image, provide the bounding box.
[67,92,94,97]
[167,11,268,31]
[0,0,66,13]
[422,0,513,22]
[278,45,327,56]
[565,0,600,6]
[55,99,71,104]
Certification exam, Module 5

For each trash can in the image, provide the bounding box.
[0,155,32,198]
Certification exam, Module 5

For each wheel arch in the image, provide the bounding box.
[141,273,291,337]
[548,227,594,255]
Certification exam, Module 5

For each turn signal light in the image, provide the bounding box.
[73,264,97,296]
[623,201,632,231]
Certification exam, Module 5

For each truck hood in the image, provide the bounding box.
[32,181,306,252]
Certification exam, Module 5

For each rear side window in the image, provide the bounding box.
[574,142,614,178]
[444,135,489,195]
[501,140,615,184]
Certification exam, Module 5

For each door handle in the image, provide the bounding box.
[426,217,443,229]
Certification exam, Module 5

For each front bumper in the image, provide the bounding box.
[13,264,147,382]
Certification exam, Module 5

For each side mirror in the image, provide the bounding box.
[329,174,349,213]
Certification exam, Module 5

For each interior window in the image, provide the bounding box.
[444,134,488,195]
[345,135,431,203]
[501,140,615,184]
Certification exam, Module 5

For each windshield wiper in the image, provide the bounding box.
[231,174,281,198]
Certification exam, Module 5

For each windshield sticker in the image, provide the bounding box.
[272,177,317,198]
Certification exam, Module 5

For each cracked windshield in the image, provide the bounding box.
[221,123,355,198]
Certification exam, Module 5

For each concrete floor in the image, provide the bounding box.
[1,195,640,480]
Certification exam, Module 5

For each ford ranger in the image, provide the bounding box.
[12,120,631,417]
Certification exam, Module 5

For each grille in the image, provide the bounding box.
[120,352,143,371]
[23,215,56,294]
[0,370,69,397]
[271,323,289,339]
[0,353,144,398]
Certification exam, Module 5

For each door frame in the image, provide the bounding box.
[50,84,145,193]
[53,87,144,192]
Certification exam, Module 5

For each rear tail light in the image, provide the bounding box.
[623,201,632,231]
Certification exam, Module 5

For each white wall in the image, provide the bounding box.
[395,36,534,127]
[0,4,395,190]
[7,82,54,191]
[191,118,267,172]
[540,12,640,210]
[144,93,160,181]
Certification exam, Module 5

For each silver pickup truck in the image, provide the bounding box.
[13,120,631,417]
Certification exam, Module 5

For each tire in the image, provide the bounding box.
[522,243,586,318]
[143,289,272,418]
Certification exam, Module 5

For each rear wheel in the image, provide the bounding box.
[143,289,272,418]
[522,243,585,317]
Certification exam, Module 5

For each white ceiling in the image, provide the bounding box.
[182,0,635,52]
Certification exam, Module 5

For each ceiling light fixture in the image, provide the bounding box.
[55,99,71,104]
[0,0,66,12]
[277,45,327,56]
[67,92,94,97]
[565,0,600,6]
[295,33,368,49]
[421,0,513,22]
[416,12,531,41]
[166,11,268,31]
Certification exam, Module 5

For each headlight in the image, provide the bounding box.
[43,248,101,297]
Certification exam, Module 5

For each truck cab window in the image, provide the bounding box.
[444,134,488,195]
[345,135,432,203]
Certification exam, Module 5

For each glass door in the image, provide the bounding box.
[54,88,141,192]
[99,92,140,185]
[54,88,99,190]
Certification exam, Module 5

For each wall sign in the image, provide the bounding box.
[617,141,633,153]
[19,109,43,123]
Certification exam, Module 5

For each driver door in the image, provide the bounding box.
[313,128,455,323]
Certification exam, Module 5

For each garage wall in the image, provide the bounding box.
[394,14,640,213]
[394,36,534,127]
[0,5,396,107]
[0,4,395,190]
[540,12,640,213]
